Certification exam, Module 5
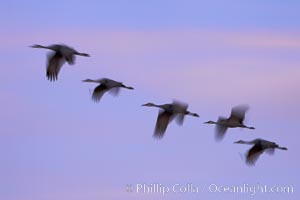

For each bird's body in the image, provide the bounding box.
[82,78,134,102]
[204,105,255,141]
[142,101,199,139]
[31,44,90,81]
[234,138,287,166]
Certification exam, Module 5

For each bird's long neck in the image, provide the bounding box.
[153,104,164,108]
[82,79,99,83]
[41,45,60,51]
[205,121,218,125]
[32,45,49,49]
[149,104,168,109]
[244,141,256,144]
[212,121,223,125]
[240,140,255,145]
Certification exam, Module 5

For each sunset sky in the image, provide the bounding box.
[1,0,300,199]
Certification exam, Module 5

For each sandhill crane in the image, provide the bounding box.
[204,105,255,141]
[142,101,199,139]
[31,44,90,81]
[82,78,134,102]
[234,138,287,166]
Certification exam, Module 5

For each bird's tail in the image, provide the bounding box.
[78,53,90,57]
[189,112,199,117]
[277,146,288,150]
[122,84,134,90]
[247,126,255,130]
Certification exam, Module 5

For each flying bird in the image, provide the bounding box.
[142,101,199,139]
[234,138,287,166]
[204,105,255,141]
[31,44,90,81]
[82,78,134,102]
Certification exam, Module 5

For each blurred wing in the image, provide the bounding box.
[172,100,188,112]
[108,87,120,96]
[168,113,176,123]
[92,84,108,102]
[46,52,65,81]
[60,45,76,64]
[215,117,228,141]
[175,113,185,125]
[172,100,188,107]
[65,54,75,65]
[246,144,264,166]
[229,105,249,123]
[215,124,228,141]
[172,100,188,125]
[265,148,275,155]
[154,111,172,139]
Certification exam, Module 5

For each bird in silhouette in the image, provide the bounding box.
[82,78,134,102]
[31,44,90,81]
[204,105,255,141]
[234,138,287,166]
[142,101,199,139]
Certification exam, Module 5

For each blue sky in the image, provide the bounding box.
[1,1,300,200]
[2,0,300,30]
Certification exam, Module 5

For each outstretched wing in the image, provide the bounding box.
[92,84,108,102]
[60,45,76,64]
[229,105,249,123]
[265,148,275,155]
[154,111,172,139]
[108,87,121,96]
[246,144,264,166]
[215,117,228,141]
[175,114,185,125]
[65,54,75,65]
[172,100,188,125]
[46,52,65,81]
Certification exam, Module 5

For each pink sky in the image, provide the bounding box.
[1,1,299,200]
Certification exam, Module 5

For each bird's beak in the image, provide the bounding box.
[141,104,146,106]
